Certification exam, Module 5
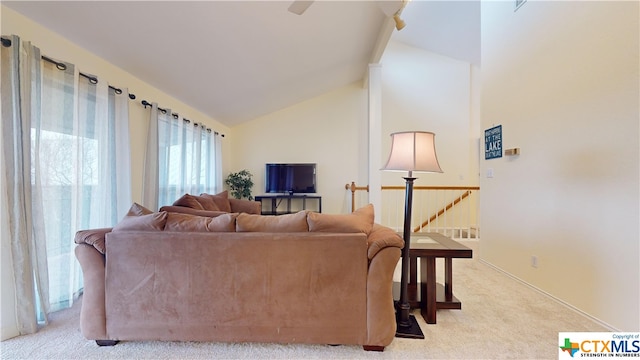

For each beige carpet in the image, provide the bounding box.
[1,241,608,359]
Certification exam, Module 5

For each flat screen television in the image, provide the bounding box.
[265,163,316,194]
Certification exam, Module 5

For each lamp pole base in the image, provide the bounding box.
[395,314,425,339]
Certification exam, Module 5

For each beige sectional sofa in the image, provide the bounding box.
[74,203,403,351]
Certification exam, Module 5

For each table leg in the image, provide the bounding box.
[444,257,453,302]
[420,256,437,324]
[408,255,418,304]
[410,255,417,285]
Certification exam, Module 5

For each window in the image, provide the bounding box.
[155,112,218,208]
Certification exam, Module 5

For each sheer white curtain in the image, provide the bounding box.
[213,131,224,193]
[1,35,132,333]
[143,103,221,210]
[2,35,49,334]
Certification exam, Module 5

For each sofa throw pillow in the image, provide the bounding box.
[173,193,205,210]
[236,211,309,232]
[126,202,154,216]
[200,191,232,213]
[307,204,374,234]
[112,212,168,232]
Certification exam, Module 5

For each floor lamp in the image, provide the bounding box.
[382,131,443,339]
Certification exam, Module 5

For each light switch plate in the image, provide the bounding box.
[486,168,494,178]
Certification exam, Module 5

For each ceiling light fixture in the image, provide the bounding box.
[393,0,408,31]
[393,13,406,31]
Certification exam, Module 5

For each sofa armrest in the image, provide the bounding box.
[159,205,228,218]
[365,224,403,346]
[366,246,401,347]
[75,244,108,340]
[366,224,404,260]
[74,228,112,254]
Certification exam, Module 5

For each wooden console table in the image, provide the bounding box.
[404,232,473,324]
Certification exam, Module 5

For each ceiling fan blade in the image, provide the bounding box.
[288,0,314,15]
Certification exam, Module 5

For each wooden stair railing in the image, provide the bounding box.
[412,190,472,233]
[344,181,369,212]
[345,182,480,235]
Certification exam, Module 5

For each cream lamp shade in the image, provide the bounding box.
[382,131,443,176]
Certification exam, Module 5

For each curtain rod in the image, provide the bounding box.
[2,37,135,99]
[39,55,136,100]
[2,36,224,137]
[140,100,225,137]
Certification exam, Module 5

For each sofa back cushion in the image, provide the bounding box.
[229,198,261,215]
[207,213,238,232]
[164,213,211,232]
[307,204,374,234]
[236,211,309,232]
[164,212,237,232]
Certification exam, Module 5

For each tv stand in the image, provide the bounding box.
[255,194,322,215]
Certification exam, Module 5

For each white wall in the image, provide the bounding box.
[381,42,480,187]
[480,1,639,331]
[230,84,369,215]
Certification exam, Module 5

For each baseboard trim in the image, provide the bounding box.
[478,259,619,332]
[1,325,20,341]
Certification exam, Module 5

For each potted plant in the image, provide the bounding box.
[225,169,254,200]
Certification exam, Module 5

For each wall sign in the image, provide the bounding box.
[485,125,503,160]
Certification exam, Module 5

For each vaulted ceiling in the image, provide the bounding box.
[4,1,480,127]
